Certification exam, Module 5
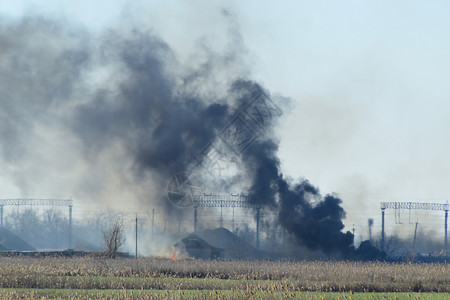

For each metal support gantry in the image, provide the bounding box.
[0,198,73,248]
[380,201,449,252]
[381,202,449,211]
[192,193,261,248]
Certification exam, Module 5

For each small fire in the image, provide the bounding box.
[171,247,178,261]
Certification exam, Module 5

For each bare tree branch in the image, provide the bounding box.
[102,219,125,258]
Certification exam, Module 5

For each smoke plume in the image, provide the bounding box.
[240,121,354,255]
[0,12,365,257]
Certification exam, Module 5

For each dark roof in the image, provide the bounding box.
[0,228,36,251]
[176,227,255,251]
[198,227,245,250]
[175,227,271,259]
[175,234,220,250]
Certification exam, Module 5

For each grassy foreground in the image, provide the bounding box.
[0,288,449,299]
[0,256,448,299]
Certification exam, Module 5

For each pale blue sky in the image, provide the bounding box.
[2,0,450,240]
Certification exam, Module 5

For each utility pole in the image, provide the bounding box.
[412,221,418,250]
[135,214,138,258]
[68,204,72,249]
[256,207,260,249]
[381,208,385,252]
[151,209,155,239]
[445,209,448,252]
[232,207,235,232]
[194,207,198,233]
[0,204,3,228]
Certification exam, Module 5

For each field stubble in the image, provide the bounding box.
[0,256,448,296]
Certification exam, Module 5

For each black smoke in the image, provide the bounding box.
[0,13,379,258]
[72,30,231,180]
[240,132,354,256]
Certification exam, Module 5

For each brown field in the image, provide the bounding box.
[0,256,448,299]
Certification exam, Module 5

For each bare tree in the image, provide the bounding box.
[43,209,69,249]
[8,208,42,248]
[102,219,126,258]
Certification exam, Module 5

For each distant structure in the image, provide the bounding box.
[380,201,449,252]
[174,227,264,260]
[0,199,73,248]
[368,218,374,241]
[167,91,282,250]
[193,193,261,248]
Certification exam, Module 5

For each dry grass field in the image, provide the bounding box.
[0,256,448,299]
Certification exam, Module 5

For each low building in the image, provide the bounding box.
[0,228,36,251]
[174,233,226,259]
[174,227,265,260]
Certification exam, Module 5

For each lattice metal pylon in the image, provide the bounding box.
[166,90,281,250]
[380,201,449,252]
[167,90,281,209]
[0,198,73,248]
[192,193,261,249]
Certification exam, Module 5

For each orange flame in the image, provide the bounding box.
[171,247,178,261]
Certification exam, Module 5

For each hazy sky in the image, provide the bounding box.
[1,0,450,240]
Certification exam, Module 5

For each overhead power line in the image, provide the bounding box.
[0,198,73,206]
[0,198,73,248]
[381,201,449,211]
[380,201,448,253]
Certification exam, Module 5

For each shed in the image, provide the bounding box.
[174,233,224,259]
[0,228,36,251]
[174,227,260,259]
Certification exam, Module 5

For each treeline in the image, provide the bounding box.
[3,208,114,250]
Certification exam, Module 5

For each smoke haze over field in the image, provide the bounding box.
[2,1,450,256]
[0,13,248,210]
[0,11,359,255]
